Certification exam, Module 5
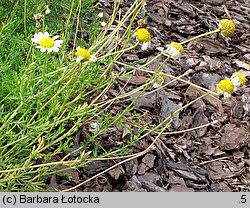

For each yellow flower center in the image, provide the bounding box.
[217,80,234,94]
[39,37,54,48]
[76,48,91,61]
[170,42,184,54]
[219,19,235,37]
[136,28,150,43]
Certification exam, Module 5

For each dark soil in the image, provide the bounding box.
[47,0,250,192]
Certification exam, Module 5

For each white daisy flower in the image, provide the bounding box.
[165,42,184,60]
[31,32,63,53]
[133,28,151,50]
[75,46,97,62]
[157,42,184,59]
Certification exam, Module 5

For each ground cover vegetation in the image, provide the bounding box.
[0,0,249,192]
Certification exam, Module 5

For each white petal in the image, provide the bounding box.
[76,46,80,50]
[54,40,63,45]
[231,76,241,88]
[101,22,107,27]
[76,56,83,62]
[141,42,149,50]
[156,47,164,52]
[98,12,104,18]
[40,47,47,52]
[89,55,97,62]
[45,9,51,15]
[35,32,44,39]
[52,47,59,52]
[32,33,42,43]
[153,82,160,89]
[32,32,46,43]
[52,35,59,40]
[217,88,223,95]
[156,47,170,56]
[165,46,181,59]
[31,37,39,43]
[47,47,54,52]
[44,32,50,37]
[223,92,231,98]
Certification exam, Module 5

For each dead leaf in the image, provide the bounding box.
[210,182,231,192]
[207,161,233,180]
[231,100,244,119]
[55,166,80,184]
[219,124,250,151]
[141,181,166,192]
[242,93,250,114]
[192,108,209,137]
[233,151,244,159]
[169,184,195,192]
[50,174,58,190]
[234,60,250,70]
[122,75,148,85]
[142,154,156,168]
[191,72,221,91]
[156,89,180,128]
[108,166,125,180]
[131,91,156,109]
[124,159,138,177]
[191,38,229,55]
[137,163,148,175]
[165,161,207,182]
[168,172,186,185]
[185,85,223,112]
[229,117,241,127]
[202,55,223,71]
[122,127,132,139]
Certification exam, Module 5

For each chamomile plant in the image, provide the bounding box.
[31,31,63,52]
[134,28,151,50]
[75,47,97,62]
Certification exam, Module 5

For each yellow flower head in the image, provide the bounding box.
[134,28,151,50]
[217,79,234,98]
[75,46,96,62]
[165,42,184,59]
[170,42,184,54]
[219,19,235,37]
[136,28,150,43]
[230,72,246,88]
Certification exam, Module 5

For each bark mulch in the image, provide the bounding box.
[46,0,250,192]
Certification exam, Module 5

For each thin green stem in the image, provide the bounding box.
[23,0,27,37]
[0,101,24,132]
[42,53,47,88]
[180,28,220,45]
[152,55,171,81]
[115,60,219,96]
[97,42,139,60]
